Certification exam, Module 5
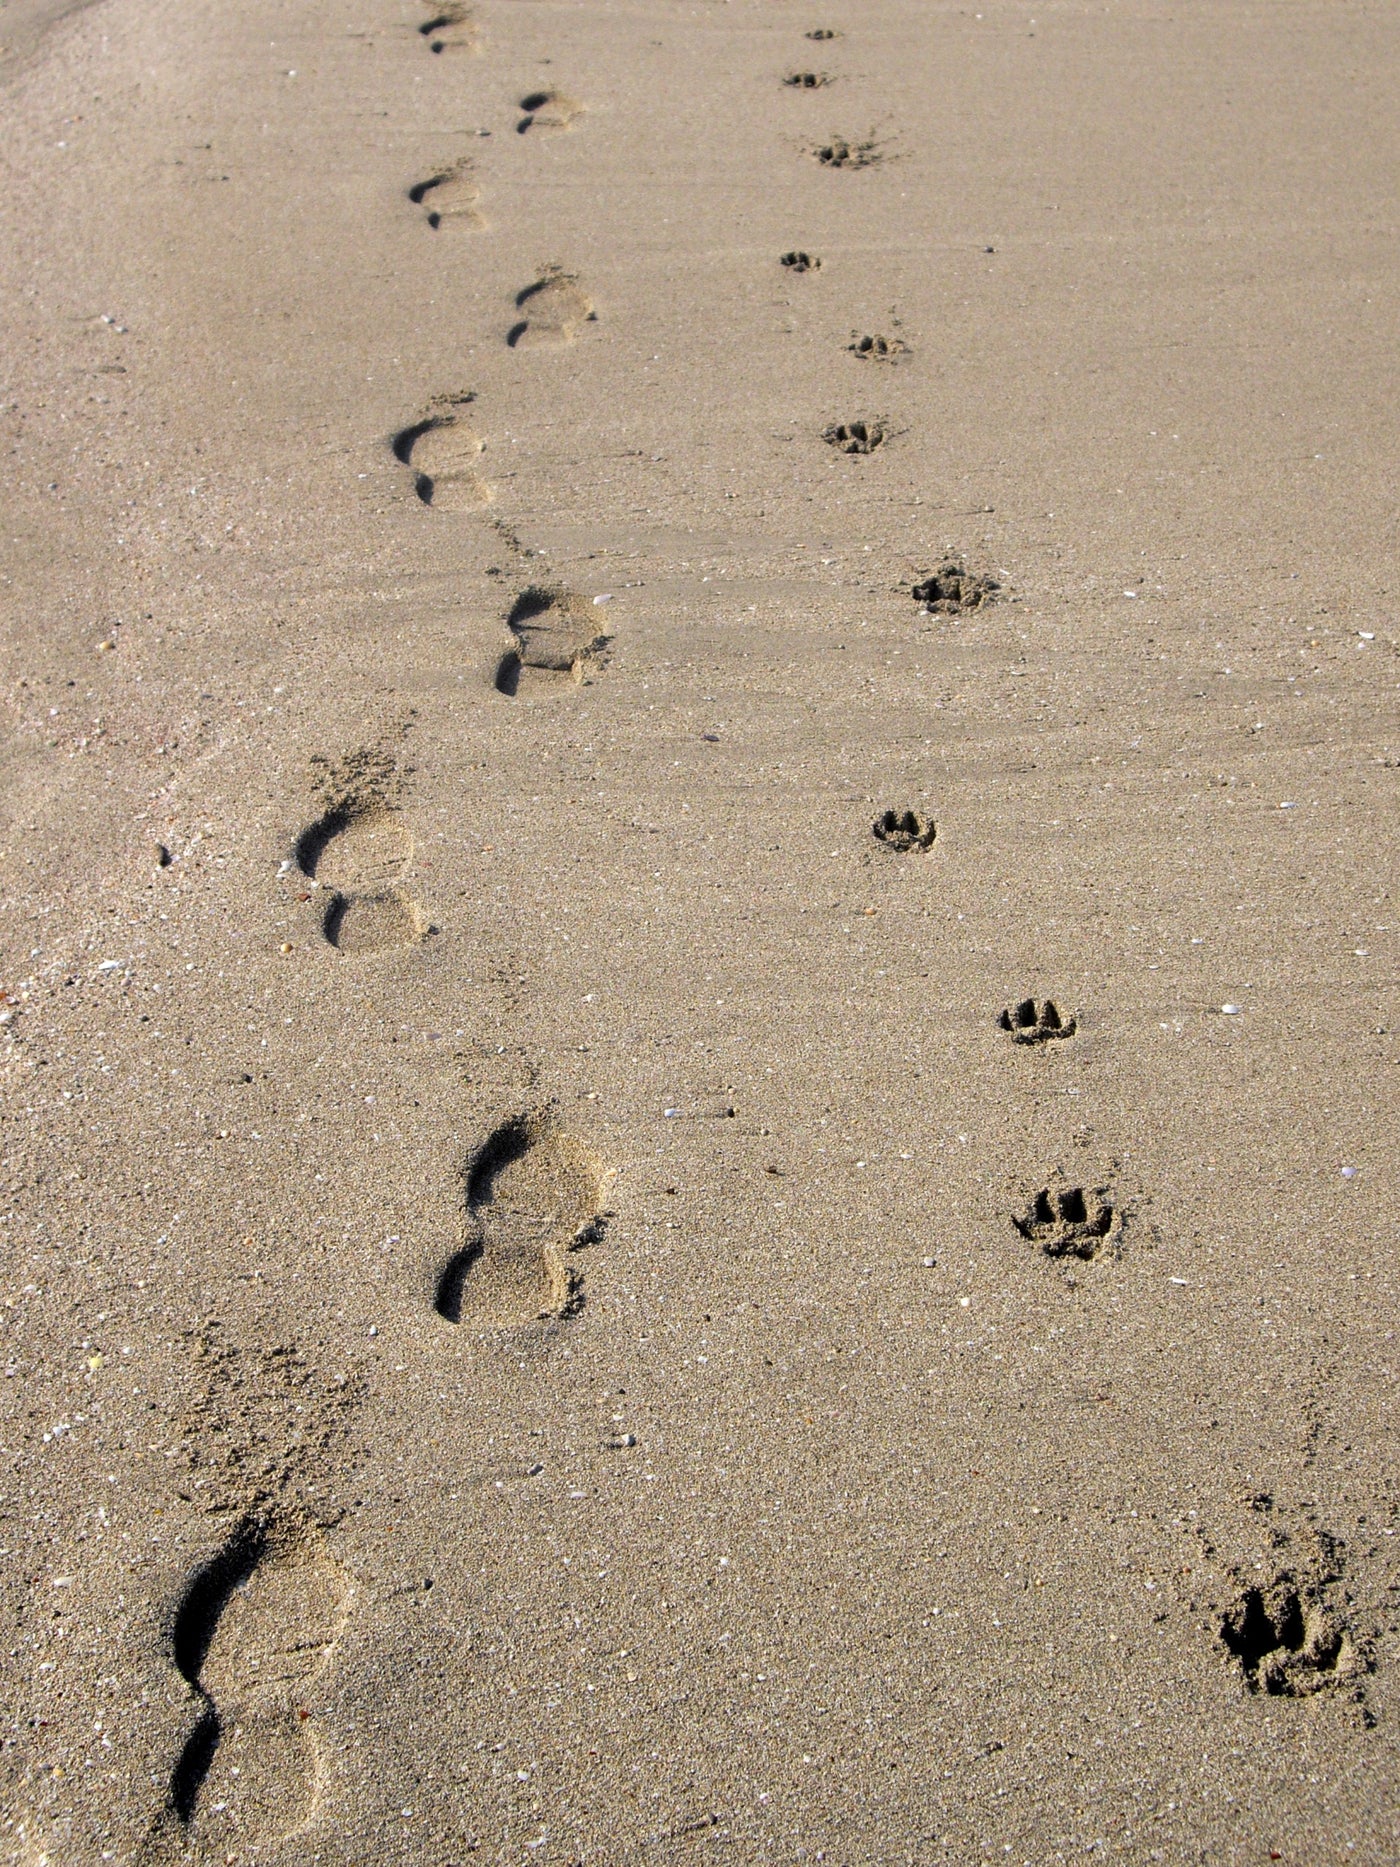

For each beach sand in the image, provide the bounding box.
[1,0,1398,1859]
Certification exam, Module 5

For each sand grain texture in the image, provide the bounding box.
[1,0,1398,1860]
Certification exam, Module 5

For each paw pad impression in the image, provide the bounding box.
[1014,1184,1120,1259]
[1220,1577,1360,1697]
[873,808,936,853]
[999,998,1076,1044]
[912,561,1000,613]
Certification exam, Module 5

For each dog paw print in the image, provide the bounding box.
[1221,1577,1360,1697]
[872,808,935,853]
[824,419,883,454]
[1013,1184,1120,1259]
[812,135,881,170]
[785,71,832,88]
[781,250,821,272]
[999,998,1076,1044]
[848,332,909,362]
[912,562,1000,613]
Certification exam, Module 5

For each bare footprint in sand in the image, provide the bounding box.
[408,162,483,230]
[507,271,595,348]
[392,401,490,509]
[419,2,476,53]
[495,585,610,695]
[516,88,583,133]
[295,805,424,954]
[435,1115,607,1326]
[156,1513,349,1851]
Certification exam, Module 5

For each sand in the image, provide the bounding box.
[1,0,1398,1860]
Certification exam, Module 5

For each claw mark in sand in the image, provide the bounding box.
[1014,1183,1120,1259]
[517,88,583,133]
[154,1513,349,1851]
[419,3,476,53]
[435,1114,608,1327]
[408,162,483,229]
[495,586,610,696]
[873,808,936,853]
[507,270,595,348]
[295,800,423,954]
[999,998,1076,1044]
[392,399,490,509]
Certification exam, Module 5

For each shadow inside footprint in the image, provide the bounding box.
[162,1514,348,1847]
[507,272,594,348]
[435,1115,606,1327]
[495,585,609,695]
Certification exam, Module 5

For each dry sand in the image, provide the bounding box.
[1,0,1398,1860]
